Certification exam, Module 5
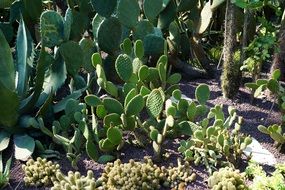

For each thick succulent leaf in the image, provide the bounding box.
[0,131,10,151]
[40,10,64,47]
[20,49,51,113]
[64,8,73,41]
[92,14,104,42]
[0,82,19,128]
[103,98,124,115]
[59,41,84,76]
[14,134,35,161]
[107,127,122,145]
[97,154,115,164]
[125,94,145,116]
[157,0,176,29]
[97,17,122,54]
[0,29,15,91]
[85,95,102,107]
[143,34,165,55]
[16,17,34,97]
[144,0,163,22]
[117,0,139,28]
[82,39,97,66]
[115,54,133,81]
[91,0,117,18]
[43,50,67,93]
[146,88,165,118]
[133,20,155,40]
[53,90,82,113]
[272,69,281,80]
[86,140,99,161]
[196,2,213,34]
[195,84,210,105]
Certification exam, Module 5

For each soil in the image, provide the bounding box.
[5,72,284,190]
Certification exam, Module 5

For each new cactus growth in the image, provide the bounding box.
[23,157,60,187]
[97,157,196,190]
[258,124,285,150]
[208,167,248,190]
[179,105,252,174]
[52,170,97,190]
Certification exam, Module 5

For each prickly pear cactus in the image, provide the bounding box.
[146,88,165,118]
[40,11,65,47]
[208,167,248,190]
[115,54,133,82]
[23,157,60,187]
[258,124,285,148]
[52,170,97,190]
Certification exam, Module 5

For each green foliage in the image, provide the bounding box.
[241,17,277,79]
[245,69,285,123]
[208,167,248,190]
[179,105,252,174]
[258,124,285,149]
[245,162,285,190]
[0,154,12,189]
[23,157,60,187]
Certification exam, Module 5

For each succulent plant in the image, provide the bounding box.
[179,105,252,174]
[97,157,196,190]
[52,170,97,190]
[208,167,248,190]
[258,124,285,150]
[22,157,60,187]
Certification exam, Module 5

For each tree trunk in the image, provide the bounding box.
[271,9,285,81]
[221,0,241,99]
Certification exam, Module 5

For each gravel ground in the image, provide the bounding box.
[5,75,284,190]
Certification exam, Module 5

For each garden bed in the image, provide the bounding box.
[6,75,284,190]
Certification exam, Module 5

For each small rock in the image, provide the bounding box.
[243,138,277,166]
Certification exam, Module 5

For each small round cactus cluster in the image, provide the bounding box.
[208,167,248,190]
[22,157,60,187]
[164,159,196,189]
[97,157,196,190]
[52,170,97,190]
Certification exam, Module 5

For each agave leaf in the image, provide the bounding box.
[20,49,51,113]
[16,17,34,97]
[0,82,19,128]
[0,29,15,91]
[0,131,10,152]
[14,134,35,161]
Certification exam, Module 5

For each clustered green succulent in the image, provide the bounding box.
[179,105,252,174]
[52,170,97,190]
[245,161,285,189]
[22,157,60,187]
[208,167,248,190]
[97,157,196,190]
[258,124,285,150]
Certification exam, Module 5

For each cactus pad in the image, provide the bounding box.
[146,88,165,118]
[125,94,144,116]
[115,54,133,81]
[107,127,123,145]
[195,84,210,105]
[40,11,64,47]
